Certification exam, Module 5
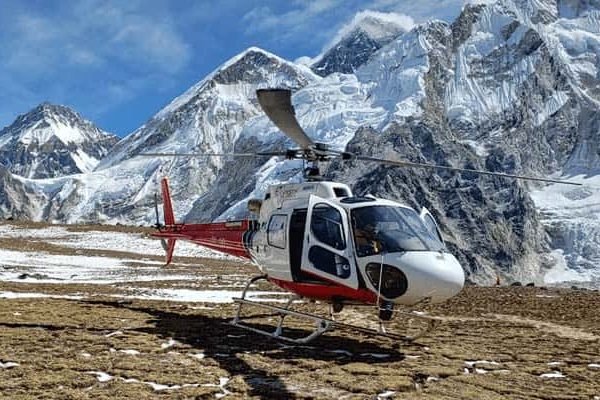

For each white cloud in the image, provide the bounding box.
[2,2,190,76]
[243,0,344,36]
[241,0,470,59]
[0,1,192,130]
[324,10,415,51]
[67,48,104,67]
[364,0,469,22]
[111,21,190,73]
[294,56,314,66]
[465,0,497,4]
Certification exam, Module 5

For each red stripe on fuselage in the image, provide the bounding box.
[268,277,377,304]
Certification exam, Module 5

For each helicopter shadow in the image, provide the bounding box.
[84,299,412,399]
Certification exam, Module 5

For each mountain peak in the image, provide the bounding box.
[212,46,319,85]
[0,104,117,179]
[98,44,318,171]
[8,103,99,141]
[232,46,280,61]
[311,11,415,77]
[345,10,415,41]
[29,102,81,121]
[152,46,318,121]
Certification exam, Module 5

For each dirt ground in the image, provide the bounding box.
[0,223,599,399]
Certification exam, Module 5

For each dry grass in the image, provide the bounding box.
[0,222,599,399]
[2,287,599,399]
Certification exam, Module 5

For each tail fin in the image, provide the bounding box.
[160,177,176,265]
[161,177,175,226]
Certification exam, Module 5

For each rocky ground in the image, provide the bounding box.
[0,221,599,399]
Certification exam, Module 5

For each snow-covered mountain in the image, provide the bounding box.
[189,0,600,284]
[1,0,599,285]
[0,48,317,223]
[311,11,414,77]
[0,103,117,178]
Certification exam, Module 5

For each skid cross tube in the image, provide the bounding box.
[230,275,440,344]
[231,298,334,344]
[231,275,333,344]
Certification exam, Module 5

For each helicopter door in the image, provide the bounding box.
[420,207,444,244]
[301,195,359,289]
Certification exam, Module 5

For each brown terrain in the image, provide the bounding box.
[0,221,599,399]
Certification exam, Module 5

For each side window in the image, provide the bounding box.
[267,214,287,249]
[310,203,346,250]
[308,247,351,278]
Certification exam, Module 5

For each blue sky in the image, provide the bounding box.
[0,0,471,137]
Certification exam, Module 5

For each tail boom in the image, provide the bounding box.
[153,177,257,264]
[153,220,256,261]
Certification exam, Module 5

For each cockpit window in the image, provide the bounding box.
[351,206,445,256]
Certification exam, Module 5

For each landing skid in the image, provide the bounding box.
[230,275,439,344]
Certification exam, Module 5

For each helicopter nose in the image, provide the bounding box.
[393,251,465,305]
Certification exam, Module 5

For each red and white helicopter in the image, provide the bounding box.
[146,89,580,343]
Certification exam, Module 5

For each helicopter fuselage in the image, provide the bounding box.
[153,179,465,308]
[246,181,465,306]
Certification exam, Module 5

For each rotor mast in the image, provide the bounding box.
[257,89,346,181]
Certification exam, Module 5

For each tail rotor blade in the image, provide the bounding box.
[161,178,176,226]
[154,193,161,228]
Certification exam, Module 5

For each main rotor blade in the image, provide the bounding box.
[354,155,582,186]
[140,152,286,158]
[257,89,314,150]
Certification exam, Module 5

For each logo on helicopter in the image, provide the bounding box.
[274,186,299,208]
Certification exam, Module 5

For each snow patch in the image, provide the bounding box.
[465,360,500,367]
[118,349,140,356]
[360,353,391,359]
[119,288,288,303]
[190,353,206,360]
[161,338,179,350]
[540,371,565,378]
[0,248,197,284]
[0,291,83,300]
[87,371,113,382]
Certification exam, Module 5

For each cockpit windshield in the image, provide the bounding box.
[351,205,445,256]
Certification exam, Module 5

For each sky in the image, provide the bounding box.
[0,0,474,137]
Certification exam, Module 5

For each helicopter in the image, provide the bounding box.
[145,89,580,344]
